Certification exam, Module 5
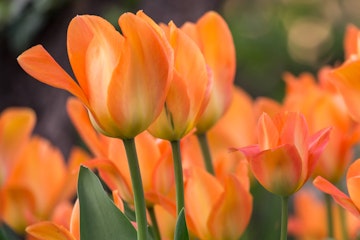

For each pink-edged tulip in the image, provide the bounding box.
[282,71,360,183]
[314,158,360,219]
[234,111,331,196]
[184,166,252,240]
[288,188,360,240]
[147,21,212,141]
[181,11,236,133]
[17,11,173,139]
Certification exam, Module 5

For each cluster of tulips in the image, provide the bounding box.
[1,8,360,240]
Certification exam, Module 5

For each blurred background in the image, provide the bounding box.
[1,0,360,239]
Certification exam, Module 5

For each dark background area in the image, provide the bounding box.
[1,1,359,239]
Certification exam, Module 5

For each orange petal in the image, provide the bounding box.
[26,221,76,240]
[208,175,252,239]
[313,176,360,218]
[184,167,222,239]
[344,24,360,59]
[249,144,303,196]
[330,59,360,122]
[17,45,87,105]
[0,108,35,182]
[106,12,172,138]
[257,113,279,150]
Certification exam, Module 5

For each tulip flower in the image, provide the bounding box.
[184,166,252,240]
[234,111,330,240]
[181,11,236,133]
[17,12,173,139]
[314,158,360,219]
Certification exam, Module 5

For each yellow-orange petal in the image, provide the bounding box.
[344,24,360,59]
[17,45,87,105]
[26,221,76,240]
[106,12,172,139]
[250,145,303,196]
[330,59,360,122]
[257,113,279,150]
[313,176,360,218]
[208,175,252,240]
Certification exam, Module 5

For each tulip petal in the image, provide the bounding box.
[26,221,76,240]
[249,144,303,196]
[313,176,360,218]
[208,175,252,240]
[17,45,87,105]
[330,59,360,122]
[257,113,279,150]
[107,12,172,138]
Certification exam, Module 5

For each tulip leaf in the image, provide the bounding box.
[174,208,189,240]
[78,166,137,240]
[0,223,22,240]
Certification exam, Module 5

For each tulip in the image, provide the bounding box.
[184,166,252,240]
[17,12,173,139]
[181,11,236,133]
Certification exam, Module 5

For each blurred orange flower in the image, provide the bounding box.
[235,111,331,196]
[181,11,236,133]
[17,11,173,139]
[314,158,360,219]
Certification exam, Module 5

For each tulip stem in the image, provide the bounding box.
[196,133,215,175]
[325,193,334,239]
[339,204,349,240]
[148,207,161,240]
[123,138,148,240]
[280,196,289,240]
[170,140,185,214]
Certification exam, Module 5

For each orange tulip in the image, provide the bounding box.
[234,111,331,196]
[181,11,236,133]
[184,166,252,240]
[327,25,360,122]
[288,188,360,240]
[282,71,360,183]
[147,21,212,140]
[17,11,173,139]
[0,108,35,185]
[314,158,360,219]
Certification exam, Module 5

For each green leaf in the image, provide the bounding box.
[0,223,22,240]
[78,166,137,240]
[174,208,189,240]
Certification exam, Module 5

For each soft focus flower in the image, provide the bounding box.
[0,108,88,234]
[282,70,360,183]
[314,158,360,219]
[181,11,236,133]
[147,21,212,140]
[235,111,331,196]
[288,188,360,240]
[17,11,173,139]
[184,166,252,240]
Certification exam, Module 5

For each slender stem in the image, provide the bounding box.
[339,205,349,240]
[280,196,289,240]
[325,193,334,239]
[196,133,215,175]
[148,207,161,240]
[170,140,185,214]
[122,138,148,240]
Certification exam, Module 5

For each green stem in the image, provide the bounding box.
[148,207,161,240]
[122,138,148,240]
[280,196,289,240]
[339,204,349,240]
[196,133,215,175]
[325,193,334,239]
[170,140,185,215]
